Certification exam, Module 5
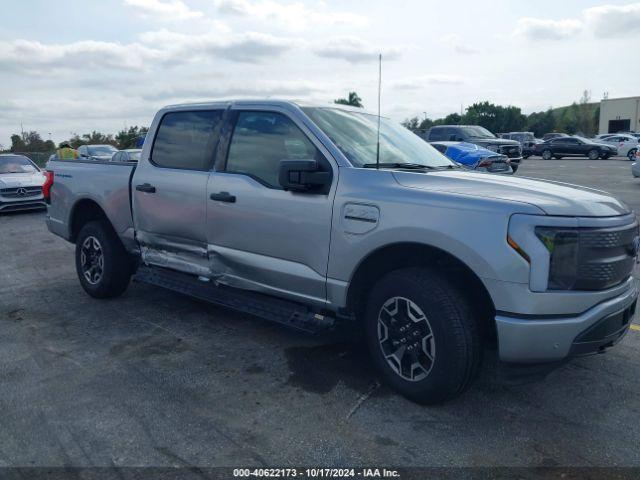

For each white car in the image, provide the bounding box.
[0,154,46,212]
[598,134,639,160]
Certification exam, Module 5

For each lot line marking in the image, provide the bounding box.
[631,324,640,332]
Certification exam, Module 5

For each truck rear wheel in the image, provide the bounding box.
[364,268,481,404]
[75,220,133,298]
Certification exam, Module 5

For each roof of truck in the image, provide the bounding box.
[161,99,385,118]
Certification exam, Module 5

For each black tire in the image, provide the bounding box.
[628,149,637,161]
[363,268,481,404]
[587,149,599,160]
[75,220,133,298]
[541,149,553,160]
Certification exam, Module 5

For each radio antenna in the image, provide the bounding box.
[375,53,382,169]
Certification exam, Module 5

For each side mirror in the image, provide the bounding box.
[278,159,330,192]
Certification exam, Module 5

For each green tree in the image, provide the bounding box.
[334,91,363,108]
[462,102,526,133]
[556,106,579,134]
[10,131,55,152]
[115,126,148,149]
[526,109,556,137]
[68,131,117,148]
[401,117,420,130]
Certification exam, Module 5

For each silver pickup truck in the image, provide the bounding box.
[45,100,639,403]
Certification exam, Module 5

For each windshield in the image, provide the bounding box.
[0,156,38,174]
[302,107,454,168]
[88,145,117,155]
[461,126,495,139]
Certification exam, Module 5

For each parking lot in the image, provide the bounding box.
[1,158,639,470]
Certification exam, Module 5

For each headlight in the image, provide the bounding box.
[535,227,579,290]
[484,145,498,152]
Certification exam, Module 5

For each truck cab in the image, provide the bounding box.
[45,100,639,404]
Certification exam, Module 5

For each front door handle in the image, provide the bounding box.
[136,183,156,193]
[210,192,236,203]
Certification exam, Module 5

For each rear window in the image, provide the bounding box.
[152,110,224,170]
[428,127,452,141]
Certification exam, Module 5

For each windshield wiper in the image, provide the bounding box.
[362,162,437,170]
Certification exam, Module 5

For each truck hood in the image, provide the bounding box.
[0,171,45,188]
[393,170,631,217]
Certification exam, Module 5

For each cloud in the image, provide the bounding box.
[391,75,465,90]
[140,80,328,101]
[123,0,203,20]
[440,34,478,55]
[584,2,640,37]
[213,0,368,29]
[513,17,583,40]
[314,36,401,64]
[0,39,160,72]
[139,29,294,63]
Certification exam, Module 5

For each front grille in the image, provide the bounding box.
[575,223,638,290]
[0,186,42,198]
[498,145,522,158]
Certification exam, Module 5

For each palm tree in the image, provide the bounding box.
[334,91,363,108]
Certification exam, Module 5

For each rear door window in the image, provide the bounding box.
[151,110,224,170]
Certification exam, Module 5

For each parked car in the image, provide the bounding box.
[542,132,568,141]
[500,132,543,159]
[45,100,639,404]
[430,141,513,174]
[111,149,142,162]
[77,144,118,161]
[533,136,618,160]
[596,134,639,161]
[594,134,616,141]
[425,125,522,172]
[0,154,46,213]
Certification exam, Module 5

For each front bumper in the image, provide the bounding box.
[495,278,638,363]
[0,198,47,212]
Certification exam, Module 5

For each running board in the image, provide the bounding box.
[133,265,335,333]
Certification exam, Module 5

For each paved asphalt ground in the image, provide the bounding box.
[1,157,639,470]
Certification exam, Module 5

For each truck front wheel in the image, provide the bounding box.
[75,220,133,298]
[364,268,481,404]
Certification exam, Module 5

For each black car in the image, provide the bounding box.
[425,125,523,172]
[532,136,618,160]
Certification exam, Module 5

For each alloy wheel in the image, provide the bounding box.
[80,236,104,285]
[377,296,436,382]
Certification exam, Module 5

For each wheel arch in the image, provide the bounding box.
[345,242,497,345]
[69,198,111,242]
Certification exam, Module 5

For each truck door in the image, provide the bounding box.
[205,107,337,306]
[132,108,225,275]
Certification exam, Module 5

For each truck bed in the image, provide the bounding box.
[45,159,137,249]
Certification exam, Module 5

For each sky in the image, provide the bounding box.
[1,0,639,147]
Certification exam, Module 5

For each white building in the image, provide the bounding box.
[599,96,640,134]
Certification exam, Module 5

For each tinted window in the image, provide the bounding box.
[152,110,224,170]
[428,127,448,141]
[226,111,321,188]
[431,144,448,154]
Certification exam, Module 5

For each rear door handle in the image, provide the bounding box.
[210,192,236,203]
[136,183,156,193]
